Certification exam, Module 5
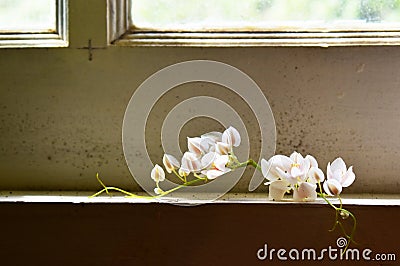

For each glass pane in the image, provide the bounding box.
[0,0,56,32]
[130,0,400,31]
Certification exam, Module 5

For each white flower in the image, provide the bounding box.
[187,137,205,156]
[178,167,189,177]
[262,152,310,185]
[323,157,355,196]
[154,187,163,195]
[188,134,219,155]
[181,152,202,173]
[151,164,165,183]
[293,182,317,201]
[305,154,318,169]
[307,167,325,183]
[262,152,324,202]
[323,179,342,196]
[261,155,289,184]
[215,142,230,155]
[201,152,230,179]
[268,180,290,201]
[162,154,180,173]
[222,126,241,148]
[201,131,222,143]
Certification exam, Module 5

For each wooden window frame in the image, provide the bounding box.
[108,0,400,47]
[0,0,68,48]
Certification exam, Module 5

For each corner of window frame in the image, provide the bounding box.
[0,0,68,48]
[108,0,400,48]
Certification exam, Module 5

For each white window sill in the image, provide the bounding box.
[113,32,400,47]
[0,192,399,206]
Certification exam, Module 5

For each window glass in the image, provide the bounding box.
[130,0,400,31]
[0,0,56,32]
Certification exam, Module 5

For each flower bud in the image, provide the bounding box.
[162,154,180,173]
[151,164,165,183]
[222,126,241,147]
[181,152,202,173]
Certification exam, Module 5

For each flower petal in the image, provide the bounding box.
[330,157,346,173]
[293,182,317,202]
[261,158,270,177]
[154,187,163,195]
[150,164,165,182]
[187,137,203,156]
[179,167,189,177]
[199,136,216,153]
[323,179,342,196]
[222,126,241,147]
[215,141,230,155]
[162,154,180,174]
[305,154,318,168]
[201,152,217,169]
[275,167,293,182]
[268,180,289,201]
[181,152,202,172]
[214,155,229,171]
[341,166,356,187]
[206,169,230,179]
[290,166,303,178]
[270,155,292,172]
[326,162,334,180]
[201,131,222,143]
[307,167,325,183]
[290,151,304,164]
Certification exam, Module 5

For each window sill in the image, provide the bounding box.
[0,34,69,48]
[112,31,400,47]
[0,191,399,205]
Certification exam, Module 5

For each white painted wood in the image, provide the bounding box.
[0,0,68,48]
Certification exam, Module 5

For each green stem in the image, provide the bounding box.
[157,178,204,197]
[317,192,357,254]
[232,159,261,172]
[90,174,205,199]
[172,169,185,182]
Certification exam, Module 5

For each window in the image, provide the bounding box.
[0,0,68,48]
[0,0,398,201]
[109,0,400,46]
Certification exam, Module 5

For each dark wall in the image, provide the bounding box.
[0,203,398,265]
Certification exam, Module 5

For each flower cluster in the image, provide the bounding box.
[150,126,242,195]
[93,125,358,252]
[261,152,355,201]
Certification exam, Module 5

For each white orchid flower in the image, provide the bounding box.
[162,154,180,174]
[262,152,310,185]
[201,152,230,179]
[307,167,325,183]
[305,154,318,168]
[221,126,241,148]
[262,152,324,201]
[293,182,317,201]
[261,155,289,184]
[150,164,165,183]
[201,131,222,143]
[323,157,355,196]
[181,152,202,173]
[268,180,290,201]
[187,134,219,155]
[187,137,205,156]
[323,179,343,196]
[154,187,163,195]
[178,167,190,177]
[215,141,230,155]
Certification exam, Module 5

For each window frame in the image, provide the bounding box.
[108,0,400,47]
[0,0,68,48]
